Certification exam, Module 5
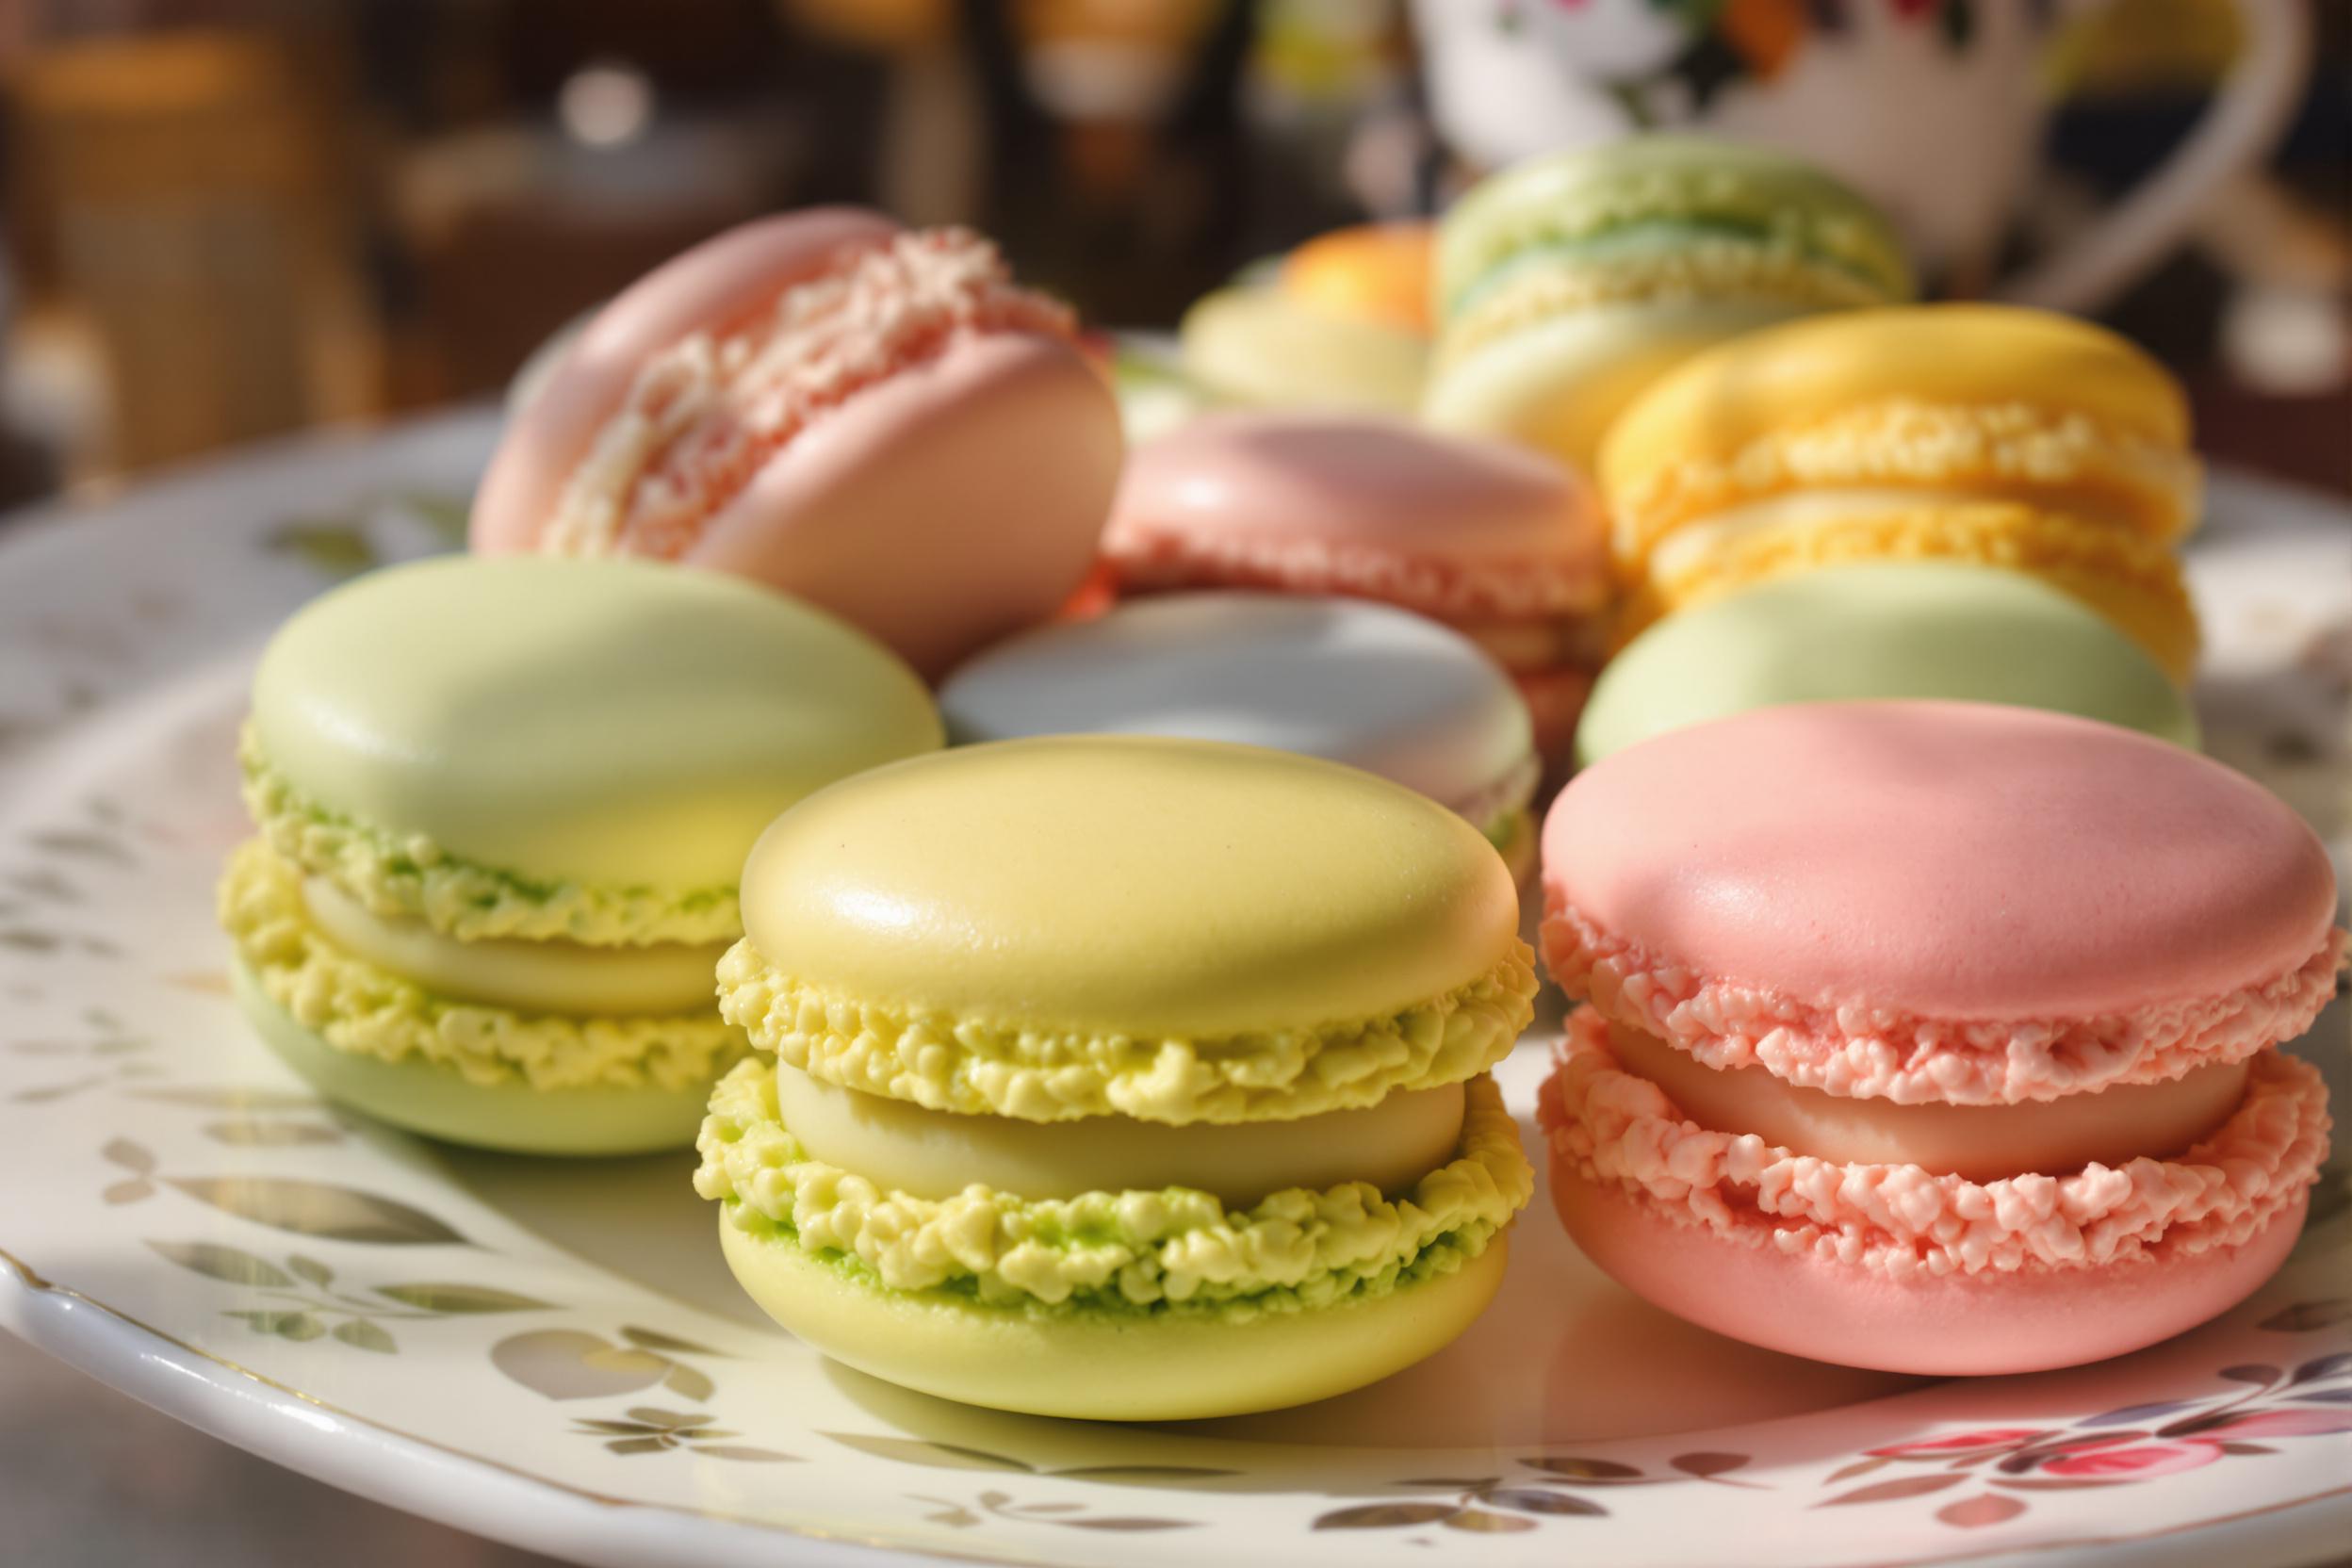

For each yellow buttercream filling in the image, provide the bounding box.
[1439,239,1890,368]
[221,839,746,1091]
[299,875,727,1017]
[773,1062,1468,1204]
[1609,400,2201,559]
[1618,500,2200,679]
[694,1058,1530,1312]
[241,726,741,947]
[714,936,1537,1125]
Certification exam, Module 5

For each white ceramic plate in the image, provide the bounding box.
[1,412,2347,1568]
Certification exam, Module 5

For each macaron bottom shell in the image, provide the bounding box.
[1550,1162,2306,1377]
[716,1214,1509,1420]
[234,965,715,1156]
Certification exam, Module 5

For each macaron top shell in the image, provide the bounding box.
[252,556,941,892]
[1575,562,2198,761]
[1544,703,2338,1094]
[938,594,1533,821]
[740,736,1523,1039]
[1279,221,1434,335]
[1105,411,1605,614]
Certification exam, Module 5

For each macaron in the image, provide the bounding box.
[1426,136,1913,470]
[469,208,1124,678]
[1100,411,1610,762]
[1281,220,1436,336]
[1576,561,2200,764]
[1537,701,2339,1375]
[939,593,1541,880]
[695,737,1538,1419]
[1178,223,1434,415]
[1600,303,2203,679]
[219,556,942,1154]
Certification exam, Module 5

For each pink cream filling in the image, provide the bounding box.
[1539,1008,2330,1280]
[1102,519,1612,624]
[548,228,1076,560]
[1541,893,2348,1105]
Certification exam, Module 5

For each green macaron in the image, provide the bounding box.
[1424,135,1912,470]
[220,555,942,1154]
[1575,561,2201,765]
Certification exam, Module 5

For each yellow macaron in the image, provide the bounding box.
[694,736,1537,1419]
[1598,304,2203,678]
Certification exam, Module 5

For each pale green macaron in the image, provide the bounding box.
[1575,561,2200,766]
[220,554,941,1155]
[1425,135,1912,471]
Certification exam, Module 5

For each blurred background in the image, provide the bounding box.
[0,0,2344,515]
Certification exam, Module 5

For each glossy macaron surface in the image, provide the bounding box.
[939,594,1532,817]
[1575,562,2199,761]
[250,555,941,890]
[1544,701,2335,1022]
[738,736,1522,1039]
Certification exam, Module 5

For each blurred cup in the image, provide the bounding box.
[1411,0,2309,312]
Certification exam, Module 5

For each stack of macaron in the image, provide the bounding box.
[1536,701,2338,1373]
[1097,411,1610,762]
[1425,137,1915,470]
[1598,303,2205,684]
[219,556,941,1154]
[940,593,1543,880]
[694,737,1537,1417]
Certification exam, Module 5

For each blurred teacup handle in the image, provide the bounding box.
[1999,0,2309,313]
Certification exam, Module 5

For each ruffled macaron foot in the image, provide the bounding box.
[1536,701,2341,1373]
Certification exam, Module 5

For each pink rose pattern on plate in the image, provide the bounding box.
[1813,1332,2352,1530]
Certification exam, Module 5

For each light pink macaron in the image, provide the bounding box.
[1536,700,2341,1376]
[472,208,1124,678]
[1099,411,1609,761]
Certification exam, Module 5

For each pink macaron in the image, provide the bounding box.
[1535,700,2341,1376]
[471,208,1124,678]
[1098,411,1609,762]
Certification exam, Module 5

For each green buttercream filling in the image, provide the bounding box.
[1440,176,1912,317]
[220,838,748,1092]
[694,1058,1531,1316]
[714,936,1539,1124]
[1441,223,1903,366]
[1482,804,1530,855]
[239,725,740,947]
